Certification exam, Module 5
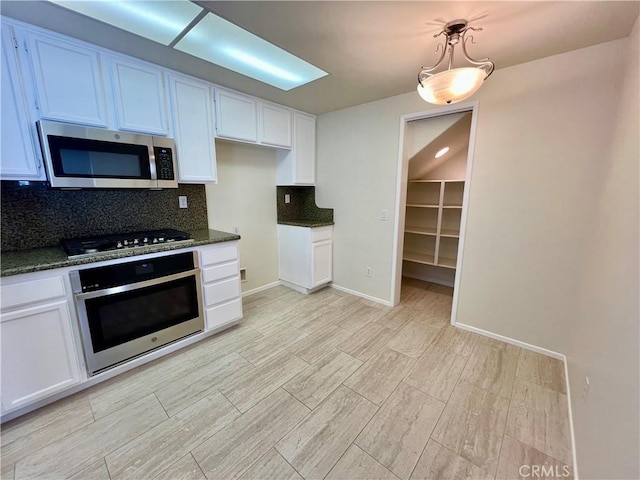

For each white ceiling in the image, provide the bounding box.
[2,1,638,114]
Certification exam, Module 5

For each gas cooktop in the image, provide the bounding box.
[61,229,193,259]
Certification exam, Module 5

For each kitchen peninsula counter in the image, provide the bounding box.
[0,229,240,277]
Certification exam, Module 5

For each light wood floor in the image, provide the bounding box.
[1,279,573,480]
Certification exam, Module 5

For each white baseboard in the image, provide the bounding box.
[454,322,578,479]
[331,284,394,307]
[242,281,282,297]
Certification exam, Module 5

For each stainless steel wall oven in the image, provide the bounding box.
[71,251,204,375]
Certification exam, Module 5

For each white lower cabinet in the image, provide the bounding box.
[278,225,333,293]
[0,274,82,414]
[198,241,243,331]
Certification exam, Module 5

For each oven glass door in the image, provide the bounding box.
[84,275,199,353]
[47,135,152,180]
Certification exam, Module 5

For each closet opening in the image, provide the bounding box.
[391,103,478,326]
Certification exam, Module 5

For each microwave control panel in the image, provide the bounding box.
[154,147,175,180]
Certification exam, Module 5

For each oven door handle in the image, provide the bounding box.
[74,268,201,300]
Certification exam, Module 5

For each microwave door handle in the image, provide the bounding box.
[74,268,201,300]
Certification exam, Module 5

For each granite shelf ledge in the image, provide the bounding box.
[0,229,240,277]
[277,220,335,228]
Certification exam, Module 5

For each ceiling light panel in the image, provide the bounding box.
[48,0,203,46]
[175,13,328,90]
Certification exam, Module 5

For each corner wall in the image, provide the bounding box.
[206,141,279,293]
[316,34,638,477]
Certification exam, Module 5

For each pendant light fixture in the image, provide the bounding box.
[417,19,494,105]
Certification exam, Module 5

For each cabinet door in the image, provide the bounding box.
[109,56,168,135]
[294,112,316,184]
[311,239,332,287]
[1,300,82,413]
[259,102,292,148]
[1,26,44,180]
[26,32,107,126]
[169,75,217,183]
[214,88,258,142]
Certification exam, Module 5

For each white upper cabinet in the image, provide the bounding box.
[25,31,108,127]
[107,56,169,135]
[1,25,44,180]
[277,112,316,185]
[259,101,292,148]
[169,74,217,183]
[214,88,258,143]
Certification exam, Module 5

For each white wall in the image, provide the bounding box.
[206,141,279,293]
[567,20,639,480]
[316,34,638,477]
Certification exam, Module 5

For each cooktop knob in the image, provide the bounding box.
[133,239,139,245]
[152,238,158,243]
[116,241,123,248]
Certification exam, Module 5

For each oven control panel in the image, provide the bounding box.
[154,147,175,181]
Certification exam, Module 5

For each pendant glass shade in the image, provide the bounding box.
[417,67,486,105]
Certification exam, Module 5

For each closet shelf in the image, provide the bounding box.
[437,256,457,268]
[403,251,435,265]
[439,228,460,238]
[405,226,437,236]
[406,203,439,208]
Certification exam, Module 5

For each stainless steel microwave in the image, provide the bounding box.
[36,120,178,189]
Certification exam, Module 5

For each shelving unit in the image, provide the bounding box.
[403,179,465,273]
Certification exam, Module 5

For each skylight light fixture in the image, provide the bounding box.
[174,13,327,90]
[47,0,328,91]
[417,20,494,105]
[48,0,204,46]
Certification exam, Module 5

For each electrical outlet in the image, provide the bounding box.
[381,209,388,221]
[285,194,291,204]
[366,267,372,277]
[178,196,188,209]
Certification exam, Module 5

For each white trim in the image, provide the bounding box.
[454,321,578,478]
[242,281,282,297]
[390,102,479,325]
[564,356,580,480]
[331,284,394,307]
[280,280,330,295]
[455,322,564,360]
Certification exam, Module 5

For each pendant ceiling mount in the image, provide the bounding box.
[417,19,494,105]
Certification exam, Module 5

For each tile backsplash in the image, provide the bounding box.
[1,181,208,251]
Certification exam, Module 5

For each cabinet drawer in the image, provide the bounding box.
[203,261,239,283]
[200,243,238,267]
[311,226,333,243]
[1,276,66,312]
[205,298,242,331]
[203,277,240,307]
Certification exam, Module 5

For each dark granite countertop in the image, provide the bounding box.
[0,229,240,277]
[277,220,335,227]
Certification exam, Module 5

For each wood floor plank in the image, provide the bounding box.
[332,301,388,333]
[495,435,573,480]
[67,460,110,480]
[14,394,167,480]
[410,440,493,480]
[237,327,308,366]
[0,394,95,466]
[403,347,468,402]
[431,381,509,475]
[505,377,572,465]
[284,349,362,409]
[431,327,480,357]
[88,352,197,419]
[191,389,310,480]
[155,352,253,416]
[105,392,239,479]
[355,383,444,480]
[184,325,264,367]
[153,454,206,480]
[344,348,415,405]
[325,445,400,480]
[387,321,442,359]
[516,350,567,394]
[337,322,398,362]
[288,324,353,364]
[219,351,308,412]
[374,305,414,331]
[276,385,378,480]
[238,449,302,480]
[459,341,520,398]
